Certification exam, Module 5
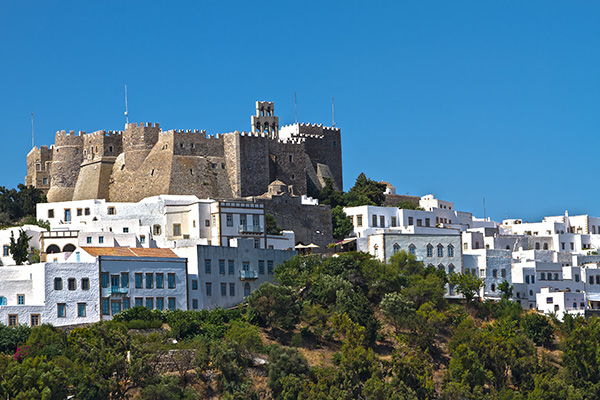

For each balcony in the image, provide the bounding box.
[238,224,264,234]
[239,269,259,280]
[102,287,129,297]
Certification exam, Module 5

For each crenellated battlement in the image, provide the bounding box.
[125,122,160,129]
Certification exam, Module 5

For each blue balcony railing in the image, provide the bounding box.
[239,270,259,280]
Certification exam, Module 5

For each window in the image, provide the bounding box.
[192,280,198,290]
[437,244,444,257]
[98,236,104,244]
[531,275,535,284]
[168,273,176,289]
[173,224,181,236]
[425,218,430,227]
[58,303,67,317]
[259,260,265,274]
[561,242,565,250]
[30,314,40,326]
[357,215,363,227]
[77,208,83,216]
[546,297,553,304]
[205,259,212,274]
[64,209,71,222]
[448,245,454,257]
[140,235,146,244]
[78,303,86,317]
[244,282,251,297]
[154,225,162,235]
[212,215,216,227]
[17,294,24,305]
[8,315,18,327]
[205,219,210,227]
[221,283,227,296]
[230,283,235,296]
[417,219,422,227]
[408,217,414,225]
[146,298,154,309]
[464,243,468,250]
[121,273,128,288]
[219,260,225,274]
[575,274,580,282]
[101,299,109,315]
[268,260,274,274]
[393,243,400,254]
[373,245,379,257]
[0,297,6,305]
[535,242,540,250]
[541,273,546,280]
[491,283,496,292]
[526,275,530,284]
[135,273,143,288]
[112,300,122,315]
[408,244,416,255]
[135,298,143,307]
[192,299,198,309]
[146,273,154,289]
[380,216,385,227]
[570,242,574,250]
[492,269,498,278]
[555,273,559,281]
[206,282,212,296]
[84,208,90,216]
[391,217,397,227]
[123,298,130,310]
[107,207,116,215]
[54,277,63,290]
[86,236,92,244]
[226,214,233,227]
[168,297,176,311]
[43,177,48,185]
[2,245,8,257]
[427,244,433,257]
[156,273,163,289]
[597,276,600,285]
[123,227,129,233]
[448,264,455,274]
[68,278,76,290]
[229,260,235,275]
[48,209,54,218]
[254,238,260,249]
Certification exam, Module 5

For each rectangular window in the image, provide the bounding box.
[206,282,212,296]
[2,245,8,257]
[417,219,422,227]
[17,294,24,305]
[173,224,181,236]
[575,274,580,282]
[259,260,265,274]
[48,209,54,218]
[108,207,115,215]
[205,219,210,227]
[221,283,227,296]
[570,242,574,250]
[135,298,143,307]
[123,227,129,233]
[425,218,430,227]
[561,242,565,250]
[268,261,274,274]
[101,273,109,288]
[123,298,130,310]
[121,273,128,288]
[168,297,176,311]
[240,214,247,226]
[380,216,385,227]
[135,273,143,288]
[526,275,530,284]
[357,215,363,227]
[226,214,233,227]
[192,299,198,309]
[77,208,83,216]
[68,278,76,290]
[219,260,225,274]
[253,214,259,227]
[140,235,146,244]
[99,236,104,244]
[205,259,212,274]
[84,208,90,216]
[212,215,216,227]
[228,260,235,275]
[146,273,154,289]
[86,236,92,244]
[64,209,71,222]
[156,273,164,289]
[531,276,535,284]
[8,314,18,327]
[102,299,109,315]
[146,298,154,310]
[111,301,121,315]
[192,280,198,290]
[156,297,164,310]
[229,283,235,296]
[168,273,176,289]
[391,217,397,227]
[78,303,86,317]
[54,277,63,290]
[372,215,377,227]
[408,217,414,225]
[30,314,40,326]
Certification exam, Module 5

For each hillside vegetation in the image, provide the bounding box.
[1,251,599,399]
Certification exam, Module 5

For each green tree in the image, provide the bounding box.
[266,214,283,235]
[4,356,69,400]
[498,280,514,300]
[0,184,46,224]
[268,345,310,399]
[247,283,300,331]
[521,313,554,347]
[395,200,422,210]
[345,173,387,206]
[449,273,484,303]
[9,229,31,265]
[379,292,415,335]
[331,205,353,240]
[318,177,346,208]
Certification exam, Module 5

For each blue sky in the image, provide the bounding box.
[1,1,599,222]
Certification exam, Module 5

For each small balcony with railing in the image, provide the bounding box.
[238,224,264,234]
[102,286,129,297]
[239,269,259,280]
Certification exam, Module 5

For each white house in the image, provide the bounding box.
[536,287,586,319]
[0,225,45,266]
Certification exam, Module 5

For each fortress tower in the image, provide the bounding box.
[46,131,83,203]
[25,145,53,194]
[122,122,160,171]
[251,101,279,139]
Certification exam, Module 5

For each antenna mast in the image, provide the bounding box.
[124,84,129,124]
[332,97,336,127]
[294,92,297,124]
[31,112,34,148]
[483,197,487,220]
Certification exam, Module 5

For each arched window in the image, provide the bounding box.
[543,243,549,250]
[541,272,546,280]
[535,242,540,250]
[244,283,251,297]
[438,264,445,271]
[264,122,270,134]
[492,269,498,278]
[448,264,455,274]
[393,243,400,254]
[408,244,416,255]
[448,244,454,257]
[501,269,506,278]
[426,244,433,257]
[46,244,60,254]
[63,244,76,253]
[437,244,444,257]
[256,122,261,132]
[491,283,496,292]
[260,106,264,116]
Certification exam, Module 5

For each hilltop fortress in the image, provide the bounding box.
[26,101,343,203]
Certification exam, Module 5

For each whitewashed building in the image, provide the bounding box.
[0,225,45,266]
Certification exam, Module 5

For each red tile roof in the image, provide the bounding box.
[80,247,179,258]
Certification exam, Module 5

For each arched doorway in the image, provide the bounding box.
[46,245,60,254]
[63,244,76,253]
